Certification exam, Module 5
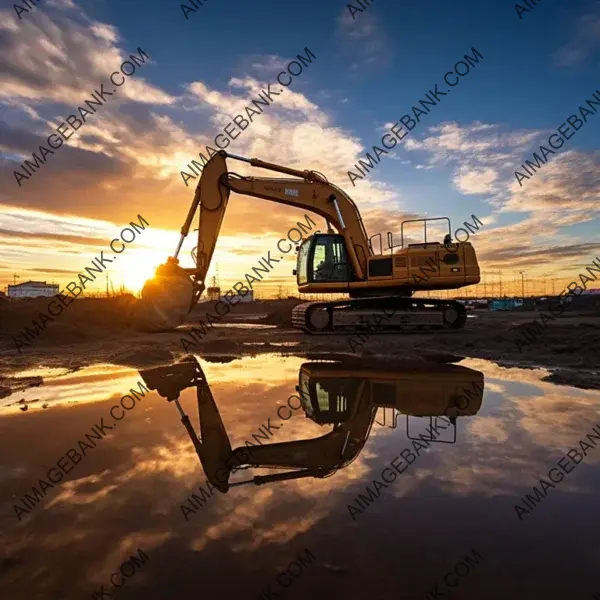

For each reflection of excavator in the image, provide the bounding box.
[139,356,484,492]
[136,151,480,332]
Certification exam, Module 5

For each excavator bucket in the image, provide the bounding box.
[134,259,194,331]
[132,152,230,332]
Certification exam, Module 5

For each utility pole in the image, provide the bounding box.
[491,270,502,298]
[519,271,525,299]
[13,274,19,286]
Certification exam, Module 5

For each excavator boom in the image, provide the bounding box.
[180,151,372,297]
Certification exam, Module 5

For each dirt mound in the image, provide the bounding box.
[108,346,174,368]
[0,295,138,347]
[38,323,98,346]
[260,299,302,326]
[200,339,240,353]
[189,298,303,318]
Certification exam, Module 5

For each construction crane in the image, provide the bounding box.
[138,356,484,491]
[135,151,480,333]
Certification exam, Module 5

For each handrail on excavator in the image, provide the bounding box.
[400,217,451,247]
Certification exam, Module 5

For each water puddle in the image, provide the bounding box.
[1,353,599,599]
[228,314,268,321]
[212,323,276,329]
[0,364,140,410]
[8,366,73,379]
[242,341,300,347]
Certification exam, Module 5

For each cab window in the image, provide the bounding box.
[297,241,310,285]
[312,237,349,282]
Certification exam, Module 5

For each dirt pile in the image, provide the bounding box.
[188,298,302,326]
[259,299,302,325]
[190,298,301,318]
[0,295,138,348]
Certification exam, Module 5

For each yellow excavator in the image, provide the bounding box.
[136,151,480,333]
[139,356,484,491]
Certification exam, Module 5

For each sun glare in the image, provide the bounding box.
[116,253,164,294]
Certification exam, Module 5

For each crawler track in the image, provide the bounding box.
[291,296,467,334]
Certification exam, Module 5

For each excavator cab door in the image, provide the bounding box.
[297,234,352,284]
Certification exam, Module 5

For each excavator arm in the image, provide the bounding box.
[176,151,372,302]
[139,356,376,491]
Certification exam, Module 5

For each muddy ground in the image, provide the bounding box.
[1,295,599,396]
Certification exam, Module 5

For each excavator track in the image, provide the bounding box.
[291,296,467,334]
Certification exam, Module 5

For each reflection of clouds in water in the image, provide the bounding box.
[516,389,600,460]
[119,436,201,482]
[85,531,172,590]
[196,353,307,386]
[189,484,326,554]
[185,438,375,553]
[47,481,118,509]
[0,465,26,483]
[428,361,600,499]
[1,364,141,410]
[459,358,551,384]
[38,419,358,558]
[2,355,600,599]
[484,382,506,394]
[469,416,509,443]
[0,434,198,597]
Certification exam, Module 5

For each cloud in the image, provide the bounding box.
[12,0,596,291]
[504,150,600,219]
[187,76,321,126]
[453,166,498,194]
[478,242,600,268]
[405,121,600,217]
[180,71,403,221]
[0,6,175,107]
[403,121,600,275]
[553,3,600,67]
[336,5,392,70]
[404,120,546,209]
[247,55,289,75]
[30,267,80,274]
[405,121,539,168]
[0,227,108,248]
[0,2,409,289]
[0,0,400,236]
[362,208,422,248]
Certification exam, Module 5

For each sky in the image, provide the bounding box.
[0,0,599,297]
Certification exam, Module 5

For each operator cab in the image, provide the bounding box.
[296,233,352,285]
[298,367,361,425]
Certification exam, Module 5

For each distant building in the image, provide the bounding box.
[7,281,59,299]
